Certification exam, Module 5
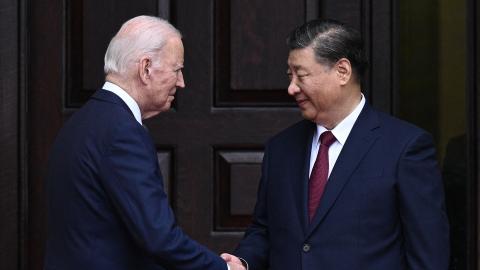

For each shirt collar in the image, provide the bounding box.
[314,93,366,145]
[102,81,143,125]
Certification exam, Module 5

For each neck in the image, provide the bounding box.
[318,89,362,129]
[106,73,146,117]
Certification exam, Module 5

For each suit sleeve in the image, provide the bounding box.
[234,145,270,269]
[98,121,226,270]
[396,132,450,270]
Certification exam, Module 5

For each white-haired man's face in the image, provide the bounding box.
[141,37,185,118]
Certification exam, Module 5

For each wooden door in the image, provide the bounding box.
[0,0,23,269]
[26,0,396,269]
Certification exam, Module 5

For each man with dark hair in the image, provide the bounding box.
[222,19,449,269]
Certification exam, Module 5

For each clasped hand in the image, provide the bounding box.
[221,253,246,270]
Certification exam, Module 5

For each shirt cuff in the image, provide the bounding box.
[239,257,249,270]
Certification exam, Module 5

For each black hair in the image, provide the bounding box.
[287,19,368,83]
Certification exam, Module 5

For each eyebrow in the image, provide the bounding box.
[288,66,311,74]
[290,65,306,71]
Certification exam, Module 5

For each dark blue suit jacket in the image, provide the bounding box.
[235,103,449,269]
[44,90,226,270]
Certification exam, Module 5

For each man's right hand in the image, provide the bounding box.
[221,253,246,270]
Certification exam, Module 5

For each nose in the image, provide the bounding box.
[176,70,185,88]
[287,79,300,96]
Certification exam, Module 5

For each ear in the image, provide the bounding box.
[335,58,352,85]
[138,56,152,84]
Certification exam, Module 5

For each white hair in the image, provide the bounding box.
[104,15,181,75]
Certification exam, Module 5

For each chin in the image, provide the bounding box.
[155,100,171,111]
[163,101,173,110]
[300,110,316,122]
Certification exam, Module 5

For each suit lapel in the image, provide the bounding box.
[293,121,316,234]
[306,104,381,238]
[279,120,316,235]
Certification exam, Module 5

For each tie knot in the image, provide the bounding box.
[320,131,336,147]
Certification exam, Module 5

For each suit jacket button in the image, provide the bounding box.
[303,244,310,252]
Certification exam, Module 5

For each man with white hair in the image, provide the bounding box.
[44,15,244,270]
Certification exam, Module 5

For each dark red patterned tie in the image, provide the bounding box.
[308,131,336,222]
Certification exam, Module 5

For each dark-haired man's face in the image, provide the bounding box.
[287,47,348,127]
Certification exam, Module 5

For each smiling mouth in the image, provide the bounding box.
[296,99,308,106]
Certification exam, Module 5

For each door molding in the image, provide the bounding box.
[467,0,479,268]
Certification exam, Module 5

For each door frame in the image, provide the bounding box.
[467,0,480,268]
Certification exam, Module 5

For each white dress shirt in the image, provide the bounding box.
[309,94,366,177]
[102,81,143,125]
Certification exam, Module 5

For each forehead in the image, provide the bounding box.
[165,37,183,50]
[158,37,184,62]
[287,47,317,68]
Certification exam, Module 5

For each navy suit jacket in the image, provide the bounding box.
[235,103,449,270]
[44,90,226,270]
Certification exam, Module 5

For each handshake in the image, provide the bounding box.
[221,253,248,270]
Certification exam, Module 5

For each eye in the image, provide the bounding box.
[173,68,183,76]
[286,72,293,80]
[297,73,308,78]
